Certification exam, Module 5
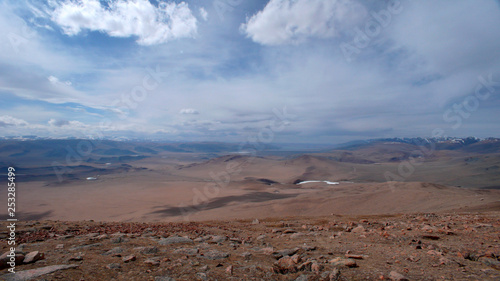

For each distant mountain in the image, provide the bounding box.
[333,137,500,154]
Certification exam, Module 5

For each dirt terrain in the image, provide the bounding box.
[0,212,499,280]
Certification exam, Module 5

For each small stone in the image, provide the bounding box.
[137,246,158,255]
[111,236,125,243]
[311,262,322,273]
[154,276,176,281]
[69,255,83,261]
[302,245,317,251]
[260,247,274,255]
[290,232,306,239]
[273,256,299,274]
[256,234,267,240]
[329,257,357,268]
[202,250,229,260]
[196,272,208,280]
[159,236,193,245]
[295,275,310,281]
[0,264,78,280]
[56,244,64,249]
[200,265,209,271]
[241,252,252,259]
[144,258,161,266]
[252,219,260,224]
[23,251,45,264]
[123,255,136,263]
[103,247,124,256]
[329,268,341,280]
[174,248,199,256]
[106,263,121,269]
[225,265,233,275]
[273,248,300,259]
[211,235,226,243]
[389,271,409,281]
[479,257,500,269]
[351,226,365,233]
[345,254,364,259]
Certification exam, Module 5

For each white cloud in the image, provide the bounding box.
[48,75,72,86]
[47,0,198,45]
[241,0,366,45]
[48,119,89,129]
[0,115,29,127]
[180,108,199,115]
[199,7,208,21]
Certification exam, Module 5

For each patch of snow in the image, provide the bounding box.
[297,180,339,185]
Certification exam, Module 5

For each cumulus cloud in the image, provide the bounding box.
[0,115,29,127]
[179,108,199,115]
[49,119,88,129]
[47,0,198,45]
[241,0,366,45]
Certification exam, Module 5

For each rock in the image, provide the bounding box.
[159,236,193,245]
[174,248,199,256]
[273,256,297,274]
[23,251,45,264]
[329,257,357,268]
[123,255,136,263]
[290,233,306,239]
[345,254,364,259]
[211,235,226,243]
[256,234,267,240]
[199,265,209,271]
[144,258,161,266]
[106,263,121,269]
[284,229,297,234]
[389,271,409,281]
[241,252,252,259]
[311,262,322,273]
[155,276,176,281]
[202,250,229,260]
[479,257,500,270]
[422,235,440,240]
[111,236,125,243]
[273,248,300,259]
[196,272,208,280]
[56,244,64,249]
[295,275,310,281]
[351,226,365,233]
[329,268,341,281]
[302,245,317,251]
[225,265,233,275]
[69,255,83,261]
[0,264,79,281]
[136,246,158,255]
[260,247,275,255]
[103,247,124,256]
[252,219,260,224]
[69,243,102,251]
[273,254,301,274]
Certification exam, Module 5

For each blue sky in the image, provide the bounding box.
[0,0,499,143]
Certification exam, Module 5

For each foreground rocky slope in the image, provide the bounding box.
[1,212,499,280]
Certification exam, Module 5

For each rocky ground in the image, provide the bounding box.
[0,212,499,281]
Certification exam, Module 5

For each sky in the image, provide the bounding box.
[0,0,499,144]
